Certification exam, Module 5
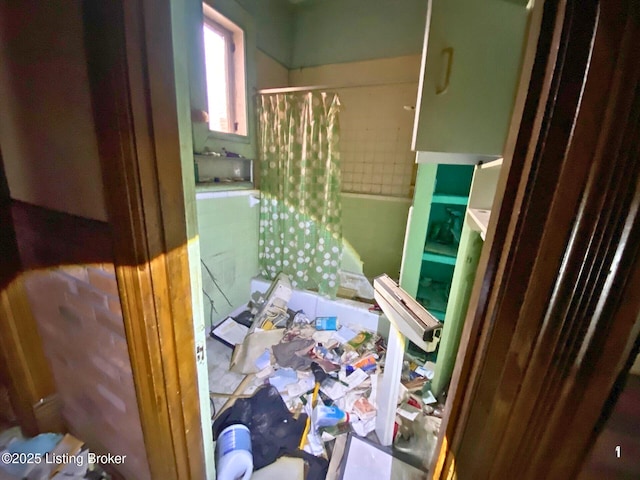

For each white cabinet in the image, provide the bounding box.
[412,0,530,161]
[430,158,502,395]
[466,158,503,240]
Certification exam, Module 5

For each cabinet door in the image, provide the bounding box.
[412,0,530,157]
[431,225,483,395]
[399,163,438,297]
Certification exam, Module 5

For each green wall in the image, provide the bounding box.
[341,194,411,280]
[237,0,295,66]
[196,194,260,327]
[290,0,428,68]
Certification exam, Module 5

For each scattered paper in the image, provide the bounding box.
[422,389,437,405]
[415,361,436,380]
[312,330,335,344]
[336,390,360,413]
[397,382,409,404]
[333,326,358,344]
[255,349,271,370]
[397,403,421,421]
[256,365,275,380]
[287,376,315,398]
[320,379,349,400]
[353,397,376,421]
[345,368,368,390]
[269,368,298,392]
[369,373,378,407]
[212,317,248,345]
[321,431,336,442]
[351,417,377,437]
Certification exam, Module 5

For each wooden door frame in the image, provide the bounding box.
[83,1,206,478]
[433,0,640,478]
[0,151,59,437]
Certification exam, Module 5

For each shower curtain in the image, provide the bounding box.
[257,91,342,297]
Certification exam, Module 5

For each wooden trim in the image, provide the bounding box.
[10,200,114,269]
[0,279,59,435]
[83,1,205,479]
[0,157,58,436]
[433,0,640,478]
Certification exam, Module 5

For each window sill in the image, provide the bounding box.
[195,182,257,199]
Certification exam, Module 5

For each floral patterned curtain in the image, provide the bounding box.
[257,91,342,297]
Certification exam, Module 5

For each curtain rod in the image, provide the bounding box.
[257,85,331,94]
[256,80,417,95]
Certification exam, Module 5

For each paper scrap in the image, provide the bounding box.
[422,389,437,405]
[397,382,408,404]
[351,417,377,437]
[312,330,335,344]
[353,397,376,421]
[256,365,275,380]
[269,368,298,392]
[415,360,436,380]
[369,373,378,407]
[333,326,358,344]
[345,368,368,390]
[287,376,315,398]
[255,349,271,370]
[397,404,421,421]
[212,317,248,345]
[320,379,349,400]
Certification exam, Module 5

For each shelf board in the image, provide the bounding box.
[423,241,458,265]
[422,252,457,266]
[478,157,503,170]
[468,208,491,240]
[431,194,469,205]
[417,283,449,319]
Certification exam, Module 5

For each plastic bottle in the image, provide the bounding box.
[216,424,253,480]
[311,405,349,430]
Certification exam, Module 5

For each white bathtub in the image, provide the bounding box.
[247,277,380,333]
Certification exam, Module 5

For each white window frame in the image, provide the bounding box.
[202,3,247,138]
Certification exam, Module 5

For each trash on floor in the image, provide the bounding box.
[0,430,112,480]
[211,272,446,478]
[328,433,428,480]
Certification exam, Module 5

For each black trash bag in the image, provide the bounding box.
[213,385,328,480]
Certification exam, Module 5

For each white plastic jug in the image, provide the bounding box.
[216,424,253,480]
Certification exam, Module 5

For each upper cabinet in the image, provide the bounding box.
[412,0,531,161]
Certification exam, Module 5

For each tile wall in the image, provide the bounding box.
[339,83,418,197]
[289,55,421,198]
[196,190,261,327]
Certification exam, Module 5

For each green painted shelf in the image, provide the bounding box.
[423,252,457,266]
[431,194,469,205]
[417,282,449,322]
[423,241,458,265]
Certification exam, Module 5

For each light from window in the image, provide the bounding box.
[202,5,247,136]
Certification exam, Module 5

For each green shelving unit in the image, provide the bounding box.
[400,163,474,327]
[431,194,469,205]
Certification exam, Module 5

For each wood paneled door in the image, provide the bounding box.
[433,0,640,478]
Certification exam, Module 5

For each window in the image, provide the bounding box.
[202,4,247,136]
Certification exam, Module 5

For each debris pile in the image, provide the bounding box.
[0,429,112,480]
[210,273,445,477]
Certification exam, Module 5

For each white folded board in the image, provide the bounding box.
[340,435,427,480]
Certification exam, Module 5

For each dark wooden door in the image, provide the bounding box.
[433,1,640,478]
